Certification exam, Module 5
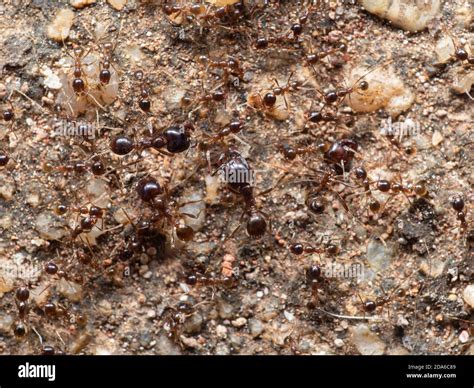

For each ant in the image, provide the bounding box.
[44,156,107,177]
[313,60,393,110]
[351,168,428,215]
[247,73,300,118]
[12,286,30,339]
[255,3,318,49]
[280,138,359,174]
[135,176,200,243]
[163,0,246,27]
[450,195,468,229]
[181,82,227,113]
[197,55,244,82]
[305,43,349,69]
[161,302,196,344]
[289,241,339,256]
[184,271,235,289]
[0,149,11,167]
[67,47,92,96]
[133,70,152,113]
[109,124,193,156]
[199,119,243,148]
[54,201,106,239]
[215,150,268,238]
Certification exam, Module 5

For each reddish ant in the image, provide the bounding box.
[197,55,244,82]
[163,0,246,27]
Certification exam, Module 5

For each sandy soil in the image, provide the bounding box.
[0,0,472,355]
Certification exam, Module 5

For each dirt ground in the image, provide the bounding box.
[0,0,472,355]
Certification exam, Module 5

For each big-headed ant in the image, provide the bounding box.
[215,150,268,238]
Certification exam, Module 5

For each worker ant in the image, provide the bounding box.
[109,124,193,157]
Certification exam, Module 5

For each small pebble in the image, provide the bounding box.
[146,309,156,320]
[360,0,441,31]
[351,324,386,355]
[108,0,127,10]
[459,330,469,344]
[46,9,75,42]
[462,285,474,308]
[216,325,227,339]
[57,278,83,302]
[70,0,96,8]
[248,318,264,338]
[334,338,344,348]
[231,317,247,328]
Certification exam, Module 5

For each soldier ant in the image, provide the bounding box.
[215,150,268,238]
[135,176,201,243]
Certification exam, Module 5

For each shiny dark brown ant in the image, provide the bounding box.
[13,286,30,339]
[135,176,199,243]
[450,195,468,229]
[280,138,358,174]
[132,70,152,113]
[289,241,339,256]
[110,124,193,157]
[216,150,268,238]
[0,149,11,167]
